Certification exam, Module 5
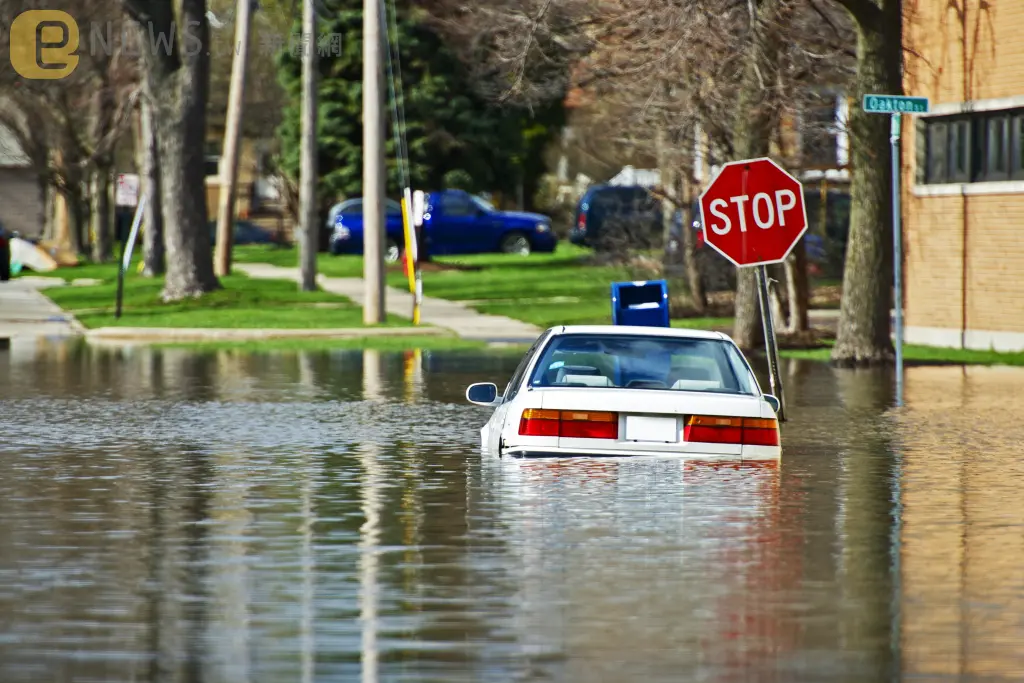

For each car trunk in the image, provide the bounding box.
[537,387,765,456]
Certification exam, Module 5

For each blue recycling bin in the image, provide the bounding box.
[611,280,670,327]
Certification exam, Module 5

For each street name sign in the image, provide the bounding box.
[698,157,808,267]
[863,94,929,114]
[861,93,928,406]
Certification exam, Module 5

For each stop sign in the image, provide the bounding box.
[698,158,808,267]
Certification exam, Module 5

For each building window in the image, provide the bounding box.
[800,93,841,170]
[204,141,220,177]
[923,108,1024,184]
[948,119,970,182]
[1013,116,1024,181]
[927,121,947,182]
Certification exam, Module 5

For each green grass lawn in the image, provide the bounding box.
[237,243,736,329]
[672,317,735,330]
[406,245,633,327]
[44,260,409,329]
[781,342,1024,366]
[234,244,366,278]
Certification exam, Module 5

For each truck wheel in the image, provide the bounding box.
[500,232,531,256]
[385,238,400,263]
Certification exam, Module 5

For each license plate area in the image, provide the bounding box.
[624,415,679,443]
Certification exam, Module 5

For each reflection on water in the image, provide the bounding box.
[1,339,1023,681]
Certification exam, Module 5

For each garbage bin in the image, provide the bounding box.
[0,228,10,282]
[610,279,669,327]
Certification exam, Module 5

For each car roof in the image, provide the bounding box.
[546,325,731,342]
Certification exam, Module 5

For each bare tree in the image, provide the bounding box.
[122,0,221,300]
[0,0,139,259]
[429,0,852,347]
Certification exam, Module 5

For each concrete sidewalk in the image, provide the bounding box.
[0,279,83,339]
[235,263,545,343]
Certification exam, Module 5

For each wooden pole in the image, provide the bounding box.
[214,0,253,276]
[363,0,386,322]
[298,0,319,291]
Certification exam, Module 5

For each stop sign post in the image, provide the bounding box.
[699,157,807,422]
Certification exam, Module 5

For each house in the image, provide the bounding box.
[0,123,44,239]
[902,1,1024,352]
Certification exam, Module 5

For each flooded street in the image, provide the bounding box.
[2,340,1024,682]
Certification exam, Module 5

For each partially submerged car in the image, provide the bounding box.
[466,325,781,460]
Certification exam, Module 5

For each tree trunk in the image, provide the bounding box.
[66,186,87,256]
[41,181,55,242]
[298,0,319,292]
[786,238,810,332]
[733,268,763,348]
[214,0,253,277]
[679,172,707,314]
[770,276,786,335]
[90,162,114,263]
[127,0,219,300]
[139,96,165,276]
[729,0,781,349]
[831,0,901,365]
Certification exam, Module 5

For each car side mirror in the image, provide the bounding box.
[763,394,781,414]
[466,382,502,406]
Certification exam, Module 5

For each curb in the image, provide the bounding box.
[84,326,449,342]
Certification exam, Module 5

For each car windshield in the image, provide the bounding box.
[471,195,495,212]
[527,334,758,395]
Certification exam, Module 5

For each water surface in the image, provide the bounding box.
[2,340,1024,681]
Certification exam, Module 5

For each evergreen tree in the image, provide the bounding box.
[276,0,563,212]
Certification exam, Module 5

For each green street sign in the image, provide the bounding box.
[863,94,929,114]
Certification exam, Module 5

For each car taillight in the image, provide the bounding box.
[519,409,560,436]
[519,409,618,439]
[741,417,780,446]
[560,411,617,439]
[685,415,742,443]
[684,415,779,446]
[576,213,586,231]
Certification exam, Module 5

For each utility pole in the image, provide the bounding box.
[363,0,386,322]
[214,0,253,276]
[298,0,318,291]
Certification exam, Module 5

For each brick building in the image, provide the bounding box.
[903,1,1024,351]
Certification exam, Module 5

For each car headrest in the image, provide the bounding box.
[558,364,601,376]
[561,374,613,387]
[671,379,722,391]
[673,365,715,381]
[555,366,600,383]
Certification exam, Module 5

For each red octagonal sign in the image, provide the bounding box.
[698,157,808,267]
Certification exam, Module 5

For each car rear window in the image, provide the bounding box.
[527,334,757,395]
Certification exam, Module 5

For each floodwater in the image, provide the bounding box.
[2,340,1024,682]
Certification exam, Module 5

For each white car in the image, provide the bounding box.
[465,325,782,460]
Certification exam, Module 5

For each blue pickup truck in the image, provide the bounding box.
[327,190,556,261]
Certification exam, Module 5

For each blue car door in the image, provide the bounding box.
[429,191,483,255]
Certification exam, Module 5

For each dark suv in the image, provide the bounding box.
[570,185,663,251]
